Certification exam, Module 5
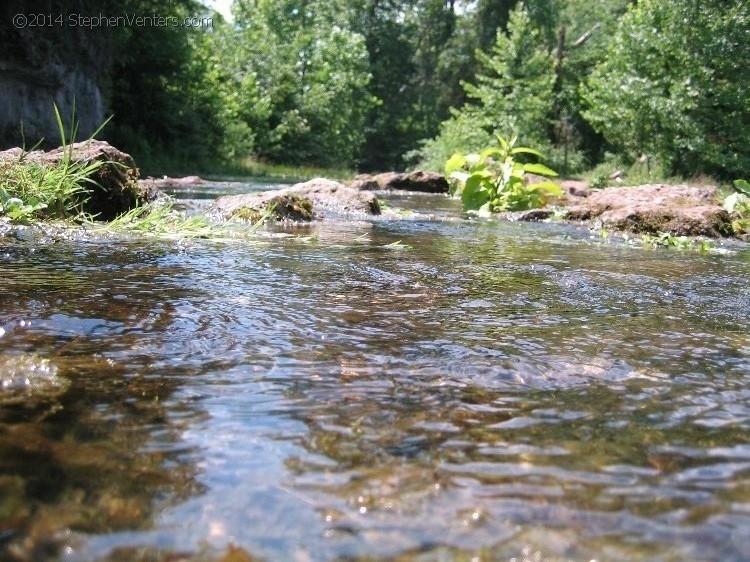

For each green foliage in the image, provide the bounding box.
[108,0,223,172]
[0,104,108,224]
[406,111,492,172]
[461,4,556,150]
[415,4,556,171]
[723,180,750,234]
[0,187,47,223]
[446,135,562,214]
[641,232,715,253]
[16,0,735,180]
[230,0,376,168]
[582,0,750,180]
[733,180,750,197]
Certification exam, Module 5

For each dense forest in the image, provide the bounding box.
[4,0,750,180]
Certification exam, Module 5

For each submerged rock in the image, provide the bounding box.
[209,178,380,221]
[0,140,158,220]
[566,184,733,237]
[349,170,449,193]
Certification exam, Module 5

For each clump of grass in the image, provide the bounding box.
[99,199,276,239]
[101,201,218,238]
[0,104,109,224]
[0,158,103,223]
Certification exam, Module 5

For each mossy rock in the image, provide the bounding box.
[231,194,314,223]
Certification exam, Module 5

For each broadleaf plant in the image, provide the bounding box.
[445,135,562,215]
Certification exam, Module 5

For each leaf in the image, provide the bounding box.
[523,163,558,177]
[723,192,750,214]
[733,179,750,197]
[465,153,481,167]
[461,174,490,211]
[527,181,564,198]
[445,153,467,175]
[477,201,493,216]
[479,147,504,162]
[383,240,412,250]
[510,147,544,158]
[449,171,471,184]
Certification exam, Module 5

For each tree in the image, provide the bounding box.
[582,0,750,179]
[231,0,376,167]
[411,3,555,169]
[107,0,223,172]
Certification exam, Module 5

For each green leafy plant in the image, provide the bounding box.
[589,173,610,190]
[445,135,562,215]
[723,179,750,234]
[641,231,714,252]
[0,186,48,223]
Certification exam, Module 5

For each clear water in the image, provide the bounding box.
[1,182,750,561]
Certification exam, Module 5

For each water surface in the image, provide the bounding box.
[1,182,749,561]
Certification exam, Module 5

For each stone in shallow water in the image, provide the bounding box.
[0,355,67,403]
[566,183,733,237]
[208,178,380,221]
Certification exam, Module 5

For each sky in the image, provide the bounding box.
[204,0,233,22]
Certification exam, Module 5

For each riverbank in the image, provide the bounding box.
[2,140,747,245]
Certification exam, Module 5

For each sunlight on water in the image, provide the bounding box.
[1,183,750,561]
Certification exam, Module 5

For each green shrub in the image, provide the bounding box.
[445,135,562,214]
[582,0,750,179]
[724,180,750,234]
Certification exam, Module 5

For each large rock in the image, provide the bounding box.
[208,178,380,221]
[0,1,110,149]
[567,184,733,237]
[219,193,315,223]
[0,140,157,220]
[349,170,449,193]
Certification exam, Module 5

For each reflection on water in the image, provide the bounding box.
[1,184,750,561]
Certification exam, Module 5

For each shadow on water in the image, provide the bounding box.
[1,185,750,561]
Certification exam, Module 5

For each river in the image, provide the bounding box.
[1,181,749,561]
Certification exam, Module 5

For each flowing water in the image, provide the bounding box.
[1,182,750,562]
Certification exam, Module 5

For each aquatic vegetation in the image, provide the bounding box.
[640,231,715,252]
[445,135,562,214]
[382,240,413,250]
[100,200,275,239]
[101,201,219,238]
